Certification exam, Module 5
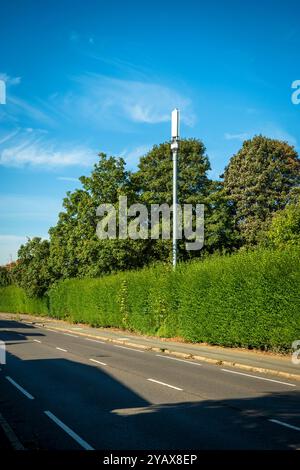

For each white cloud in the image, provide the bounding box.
[52,74,196,129]
[0,129,96,168]
[8,95,55,126]
[224,132,250,141]
[0,129,19,145]
[224,125,297,147]
[57,176,79,182]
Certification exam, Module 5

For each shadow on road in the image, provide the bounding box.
[0,319,45,343]
[0,319,299,450]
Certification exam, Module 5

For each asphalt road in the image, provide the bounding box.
[0,318,299,450]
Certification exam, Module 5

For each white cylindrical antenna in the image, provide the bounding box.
[171,108,180,139]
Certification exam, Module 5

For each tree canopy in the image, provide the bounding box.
[9,135,300,297]
[223,135,300,245]
[265,199,300,249]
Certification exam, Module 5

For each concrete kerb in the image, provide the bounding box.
[27,321,300,383]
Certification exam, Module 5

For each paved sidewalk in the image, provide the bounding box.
[1,312,300,381]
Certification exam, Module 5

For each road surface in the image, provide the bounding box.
[0,318,299,450]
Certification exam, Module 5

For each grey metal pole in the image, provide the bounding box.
[171,140,178,268]
[171,108,180,269]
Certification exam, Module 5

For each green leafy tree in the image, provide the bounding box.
[49,153,150,280]
[223,135,300,246]
[133,139,234,259]
[133,139,211,205]
[265,199,300,248]
[0,266,12,287]
[12,237,53,297]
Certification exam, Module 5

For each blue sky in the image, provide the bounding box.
[0,0,300,264]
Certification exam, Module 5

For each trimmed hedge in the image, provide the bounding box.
[0,247,299,351]
[0,285,49,315]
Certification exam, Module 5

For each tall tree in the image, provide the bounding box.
[132,139,232,259]
[223,135,300,245]
[133,139,211,205]
[49,153,149,280]
[12,237,53,297]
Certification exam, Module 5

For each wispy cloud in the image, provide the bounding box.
[57,176,79,182]
[0,129,20,145]
[0,71,194,169]
[52,74,196,129]
[224,124,297,147]
[224,132,250,141]
[8,95,55,127]
[0,129,96,168]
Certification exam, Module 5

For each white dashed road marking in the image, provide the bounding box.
[44,411,94,450]
[5,376,34,400]
[269,419,300,432]
[114,345,144,353]
[147,378,183,391]
[221,368,296,387]
[89,358,107,366]
[156,354,202,366]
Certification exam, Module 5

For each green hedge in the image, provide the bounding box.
[0,285,49,315]
[1,247,299,351]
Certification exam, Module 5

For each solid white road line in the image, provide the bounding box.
[56,347,67,352]
[147,378,183,391]
[5,376,34,400]
[33,339,41,343]
[84,338,105,344]
[63,332,78,338]
[269,419,300,432]
[156,354,202,366]
[44,411,94,450]
[89,358,107,366]
[221,368,296,387]
[44,328,60,333]
[114,345,144,353]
